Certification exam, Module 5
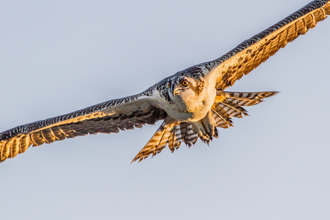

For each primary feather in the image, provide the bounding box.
[0,0,329,163]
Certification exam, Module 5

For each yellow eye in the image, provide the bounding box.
[181,79,189,87]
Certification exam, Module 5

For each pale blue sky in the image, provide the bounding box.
[1,1,330,219]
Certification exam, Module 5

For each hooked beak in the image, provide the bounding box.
[171,83,176,96]
[171,83,182,96]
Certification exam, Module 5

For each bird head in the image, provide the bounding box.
[169,76,205,101]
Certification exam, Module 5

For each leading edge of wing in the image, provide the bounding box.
[0,89,168,162]
[201,0,330,90]
[0,92,153,141]
[0,89,165,141]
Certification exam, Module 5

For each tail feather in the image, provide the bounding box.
[168,124,181,153]
[132,91,278,163]
[131,121,169,163]
[216,91,278,106]
[179,123,198,147]
[217,102,248,118]
[131,121,198,163]
[212,108,233,128]
[212,91,278,128]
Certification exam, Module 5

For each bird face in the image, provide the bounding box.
[170,76,198,98]
[168,76,206,112]
[165,75,211,122]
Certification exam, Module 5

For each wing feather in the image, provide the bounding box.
[202,0,330,90]
[0,93,167,162]
[131,121,198,163]
[212,91,278,128]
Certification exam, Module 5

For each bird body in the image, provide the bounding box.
[0,0,329,163]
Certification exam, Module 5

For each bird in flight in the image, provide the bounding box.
[0,0,329,163]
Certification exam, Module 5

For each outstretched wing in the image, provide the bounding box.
[0,92,167,162]
[203,0,330,90]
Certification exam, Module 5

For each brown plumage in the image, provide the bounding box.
[212,1,330,90]
[0,1,329,163]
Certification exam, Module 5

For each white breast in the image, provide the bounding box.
[166,84,216,122]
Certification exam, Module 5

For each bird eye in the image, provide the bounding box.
[167,82,171,88]
[181,79,189,87]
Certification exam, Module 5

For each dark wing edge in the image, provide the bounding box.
[204,0,330,90]
[0,93,167,162]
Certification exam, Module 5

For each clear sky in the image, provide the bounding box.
[1,0,329,219]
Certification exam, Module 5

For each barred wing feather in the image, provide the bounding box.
[205,0,330,90]
[131,122,198,163]
[0,94,166,162]
[212,91,278,129]
[131,91,277,162]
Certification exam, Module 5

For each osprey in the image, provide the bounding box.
[0,0,329,163]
